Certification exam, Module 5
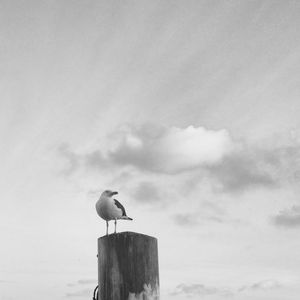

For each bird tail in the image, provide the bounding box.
[122,216,133,221]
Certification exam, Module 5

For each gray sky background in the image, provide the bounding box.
[1,1,300,300]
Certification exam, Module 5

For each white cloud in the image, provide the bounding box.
[109,124,234,173]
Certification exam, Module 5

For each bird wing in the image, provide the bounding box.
[114,199,126,216]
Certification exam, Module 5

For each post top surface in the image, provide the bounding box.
[98,231,157,241]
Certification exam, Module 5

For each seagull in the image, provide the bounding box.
[96,190,133,235]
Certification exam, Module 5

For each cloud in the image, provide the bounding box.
[84,150,107,170]
[133,181,162,204]
[205,144,300,193]
[206,151,277,193]
[58,144,80,175]
[172,206,244,227]
[67,279,97,287]
[171,283,233,297]
[274,145,300,184]
[58,124,235,176]
[66,288,92,297]
[173,213,199,226]
[58,143,113,176]
[109,124,234,174]
[239,279,281,292]
[66,279,97,298]
[58,145,108,176]
[0,280,12,284]
[272,205,300,228]
[173,213,224,226]
[58,124,300,195]
[171,280,281,298]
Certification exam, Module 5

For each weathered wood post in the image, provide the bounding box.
[98,231,159,300]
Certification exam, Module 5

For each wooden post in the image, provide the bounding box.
[98,231,159,300]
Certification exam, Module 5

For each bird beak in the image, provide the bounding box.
[112,191,118,196]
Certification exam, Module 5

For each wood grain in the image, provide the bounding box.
[98,232,159,300]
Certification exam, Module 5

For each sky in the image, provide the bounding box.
[1,1,300,299]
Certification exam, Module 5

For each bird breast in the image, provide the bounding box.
[96,197,122,221]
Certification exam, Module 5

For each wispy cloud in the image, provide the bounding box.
[173,213,200,226]
[272,206,300,228]
[239,279,281,292]
[171,283,233,297]
[205,144,300,193]
[172,210,245,227]
[58,144,80,176]
[84,150,107,170]
[132,181,162,204]
[67,279,97,287]
[0,280,14,284]
[206,151,277,193]
[58,144,108,176]
[171,279,281,298]
[66,288,92,298]
[66,279,97,298]
[171,183,233,227]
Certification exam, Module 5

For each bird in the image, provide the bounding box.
[96,190,133,235]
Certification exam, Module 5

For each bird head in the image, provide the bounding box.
[101,190,118,198]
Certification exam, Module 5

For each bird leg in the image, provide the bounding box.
[114,219,117,234]
[106,221,109,236]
